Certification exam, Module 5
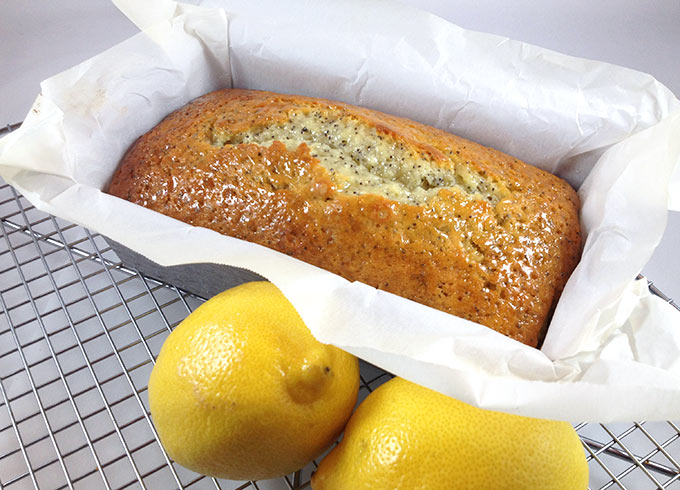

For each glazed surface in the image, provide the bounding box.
[108,89,581,347]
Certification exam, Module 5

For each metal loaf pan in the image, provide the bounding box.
[105,238,266,299]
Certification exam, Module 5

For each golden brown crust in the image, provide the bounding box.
[108,89,581,347]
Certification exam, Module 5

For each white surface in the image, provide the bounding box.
[0,0,678,302]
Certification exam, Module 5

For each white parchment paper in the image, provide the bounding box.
[1,0,680,422]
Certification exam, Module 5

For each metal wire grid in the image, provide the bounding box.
[1,128,680,489]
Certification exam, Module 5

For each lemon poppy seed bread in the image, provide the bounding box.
[107,89,581,347]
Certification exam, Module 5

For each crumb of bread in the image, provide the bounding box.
[212,111,507,206]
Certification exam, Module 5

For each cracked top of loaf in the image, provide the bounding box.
[108,89,581,347]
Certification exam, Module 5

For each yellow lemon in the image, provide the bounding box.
[312,377,588,489]
[148,281,359,480]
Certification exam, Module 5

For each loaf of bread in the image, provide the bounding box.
[108,89,581,347]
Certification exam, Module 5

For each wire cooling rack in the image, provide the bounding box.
[1,126,680,489]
